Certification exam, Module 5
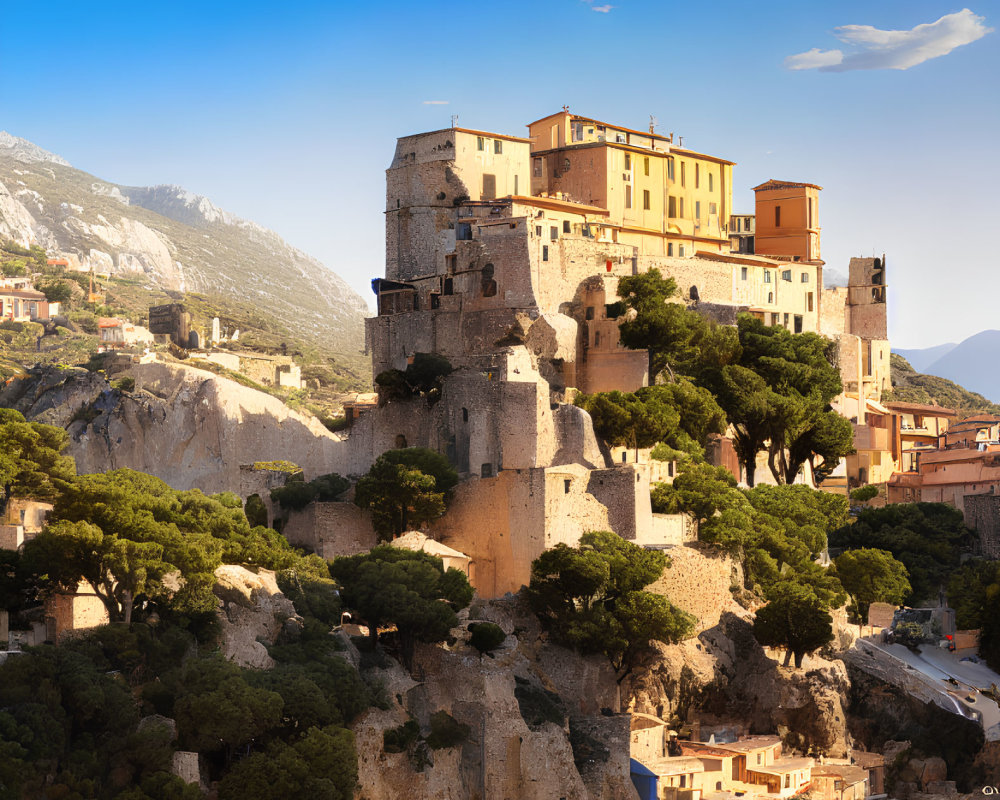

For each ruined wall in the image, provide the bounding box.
[821,287,848,337]
[280,502,377,560]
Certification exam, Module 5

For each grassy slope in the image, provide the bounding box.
[885,352,1000,417]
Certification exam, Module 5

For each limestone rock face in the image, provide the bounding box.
[525,312,578,362]
[2,362,350,493]
[213,565,297,669]
[350,593,637,800]
[627,611,853,757]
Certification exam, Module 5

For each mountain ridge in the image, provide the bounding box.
[0,131,368,356]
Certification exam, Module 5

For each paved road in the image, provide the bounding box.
[855,638,1000,740]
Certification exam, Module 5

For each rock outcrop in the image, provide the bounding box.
[213,565,298,669]
[349,593,637,800]
[1,361,354,493]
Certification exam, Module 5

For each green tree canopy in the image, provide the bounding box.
[528,531,693,681]
[21,468,307,623]
[834,548,911,624]
[752,581,834,668]
[353,448,458,541]
[330,544,473,669]
[0,408,76,511]
[829,502,972,605]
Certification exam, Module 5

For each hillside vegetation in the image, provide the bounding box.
[885,353,1000,417]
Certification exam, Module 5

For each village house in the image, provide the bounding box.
[0,498,53,550]
[809,765,869,800]
[98,317,155,350]
[0,285,58,322]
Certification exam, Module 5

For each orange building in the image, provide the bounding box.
[752,180,822,264]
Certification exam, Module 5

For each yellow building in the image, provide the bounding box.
[527,111,734,257]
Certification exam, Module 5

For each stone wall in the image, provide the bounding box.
[281,502,377,559]
[646,543,739,630]
[964,493,1000,558]
[46,582,109,642]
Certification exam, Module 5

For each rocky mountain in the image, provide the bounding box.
[887,353,1000,417]
[0,131,368,352]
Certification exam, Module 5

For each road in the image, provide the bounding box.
[854,638,1000,740]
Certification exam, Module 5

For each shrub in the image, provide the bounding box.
[383,720,421,754]
[468,622,506,655]
[850,485,879,502]
[244,494,268,528]
[112,376,136,393]
[425,711,470,750]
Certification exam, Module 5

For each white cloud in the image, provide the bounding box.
[592,4,614,11]
[422,100,449,105]
[785,8,991,72]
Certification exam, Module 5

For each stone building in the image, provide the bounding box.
[309,113,896,594]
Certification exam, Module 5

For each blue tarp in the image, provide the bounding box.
[630,758,658,800]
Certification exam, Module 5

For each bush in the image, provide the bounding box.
[468,622,506,655]
[850,485,879,502]
[425,711,470,750]
[112,376,136,392]
[383,720,421,753]
[244,494,268,528]
[514,676,565,728]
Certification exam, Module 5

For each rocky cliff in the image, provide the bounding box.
[0,360,351,493]
[0,131,368,352]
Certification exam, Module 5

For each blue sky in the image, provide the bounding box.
[2,0,996,348]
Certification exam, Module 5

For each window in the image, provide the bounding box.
[625,185,632,208]
[794,314,803,333]
[595,331,601,347]
[494,139,502,154]
[709,173,714,192]
[622,451,627,463]
[482,174,496,200]
[550,226,558,241]
[741,267,748,280]
[784,313,789,326]
[533,157,542,177]
[572,121,583,142]
[644,157,650,176]
[801,272,809,282]
[757,755,762,766]
[542,245,549,261]
[695,163,700,188]
[564,479,571,493]
[764,270,772,283]
[775,205,781,227]
[781,269,792,282]
[679,198,684,217]
[535,225,542,236]
[807,291,814,312]
[709,202,717,215]
[667,158,675,181]
[457,223,472,240]
[477,136,485,151]
[585,306,595,320]
[643,189,650,210]
[668,196,677,218]
[681,161,686,187]
[443,277,453,295]
[678,245,685,257]
[771,313,779,325]
[768,291,774,303]
[695,201,701,220]
[481,463,493,478]
[667,243,674,256]
[563,220,571,233]
[625,152,631,171]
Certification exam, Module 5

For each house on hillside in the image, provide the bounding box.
[0,286,58,322]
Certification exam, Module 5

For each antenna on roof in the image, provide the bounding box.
[649,115,658,134]
[562,104,570,113]
[450,114,458,128]
[678,136,684,147]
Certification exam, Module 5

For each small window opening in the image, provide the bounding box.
[563,220,570,233]
[481,463,494,477]
[542,245,549,261]
[395,434,408,448]
[585,306,595,320]
[462,407,468,422]
[564,479,571,494]
[622,451,628,463]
